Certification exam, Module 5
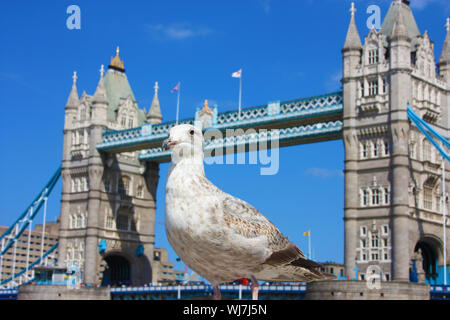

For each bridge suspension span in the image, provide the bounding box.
[0,167,61,289]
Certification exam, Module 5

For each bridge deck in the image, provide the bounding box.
[97,92,343,162]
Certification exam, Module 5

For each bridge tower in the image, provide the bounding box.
[343,0,450,283]
[58,48,161,285]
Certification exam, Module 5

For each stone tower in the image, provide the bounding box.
[58,48,161,285]
[343,1,450,283]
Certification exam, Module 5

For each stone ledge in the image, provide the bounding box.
[17,284,110,300]
[305,280,429,300]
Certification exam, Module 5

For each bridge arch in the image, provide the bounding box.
[413,235,443,283]
[101,252,131,287]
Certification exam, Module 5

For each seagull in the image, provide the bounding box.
[163,124,334,300]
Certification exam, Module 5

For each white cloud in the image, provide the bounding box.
[148,23,213,40]
[261,0,271,14]
[305,167,343,179]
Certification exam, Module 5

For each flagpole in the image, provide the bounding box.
[176,82,180,125]
[443,157,447,286]
[238,72,242,120]
[308,231,311,260]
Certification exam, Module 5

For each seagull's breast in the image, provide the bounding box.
[165,168,224,251]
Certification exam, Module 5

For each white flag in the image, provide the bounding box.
[231,69,242,78]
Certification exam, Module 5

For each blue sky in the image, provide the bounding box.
[0,0,449,273]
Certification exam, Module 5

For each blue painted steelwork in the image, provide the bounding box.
[98,240,107,254]
[0,243,58,286]
[110,284,307,300]
[0,167,61,257]
[407,105,450,161]
[139,120,343,162]
[430,285,450,300]
[0,289,18,300]
[97,92,343,153]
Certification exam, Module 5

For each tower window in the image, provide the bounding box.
[371,234,379,248]
[363,190,370,206]
[384,141,390,156]
[361,226,367,236]
[361,239,367,248]
[368,49,379,65]
[384,188,390,204]
[373,142,379,157]
[382,77,388,94]
[362,143,368,159]
[372,189,380,205]
[368,80,378,96]
[423,187,433,210]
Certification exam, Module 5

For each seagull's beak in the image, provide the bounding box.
[162,138,178,151]
[162,138,170,151]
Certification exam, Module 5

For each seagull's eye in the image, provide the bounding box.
[189,129,195,136]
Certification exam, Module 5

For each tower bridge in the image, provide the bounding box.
[1,0,450,298]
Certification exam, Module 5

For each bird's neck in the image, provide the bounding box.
[169,156,205,178]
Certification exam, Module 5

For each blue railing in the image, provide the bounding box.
[97,92,343,152]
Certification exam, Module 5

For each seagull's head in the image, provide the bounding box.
[162,124,204,161]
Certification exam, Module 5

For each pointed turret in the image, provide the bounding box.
[147,82,162,124]
[343,2,362,51]
[439,18,450,80]
[66,71,79,109]
[91,65,108,127]
[93,65,108,104]
[342,3,362,79]
[390,6,410,42]
[439,18,450,66]
[381,0,420,43]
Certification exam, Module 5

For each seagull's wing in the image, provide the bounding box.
[221,194,321,270]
